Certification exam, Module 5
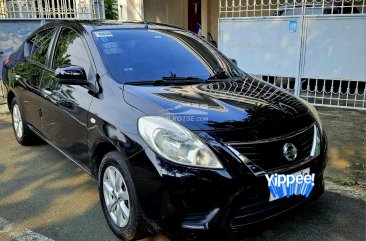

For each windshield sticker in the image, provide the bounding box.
[95,31,113,38]
[101,42,122,54]
[99,37,109,42]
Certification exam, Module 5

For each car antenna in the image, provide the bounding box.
[126,0,148,28]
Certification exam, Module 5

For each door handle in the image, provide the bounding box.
[43,89,52,96]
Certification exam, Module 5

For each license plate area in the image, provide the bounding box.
[269,167,311,202]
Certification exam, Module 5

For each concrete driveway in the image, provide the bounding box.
[0,109,365,241]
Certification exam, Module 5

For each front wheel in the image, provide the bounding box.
[98,151,149,240]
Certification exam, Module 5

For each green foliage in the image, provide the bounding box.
[331,176,358,186]
[104,0,118,20]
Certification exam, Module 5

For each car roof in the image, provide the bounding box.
[35,20,185,36]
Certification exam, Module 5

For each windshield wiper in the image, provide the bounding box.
[160,76,206,82]
[126,77,210,86]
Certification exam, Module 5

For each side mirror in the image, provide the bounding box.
[230,58,238,66]
[55,65,88,85]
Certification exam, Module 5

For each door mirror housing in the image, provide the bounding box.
[55,65,88,85]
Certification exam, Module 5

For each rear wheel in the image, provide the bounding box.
[11,98,38,145]
[99,151,149,240]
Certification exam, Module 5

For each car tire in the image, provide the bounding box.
[11,98,39,145]
[98,151,149,241]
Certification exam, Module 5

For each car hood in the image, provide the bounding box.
[123,77,314,142]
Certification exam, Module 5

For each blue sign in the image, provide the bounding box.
[289,20,297,33]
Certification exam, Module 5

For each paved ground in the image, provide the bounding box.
[0,105,365,241]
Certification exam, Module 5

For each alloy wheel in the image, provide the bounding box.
[103,166,130,227]
[12,104,23,139]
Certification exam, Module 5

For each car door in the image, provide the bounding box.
[13,28,56,131]
[39,27,96,170]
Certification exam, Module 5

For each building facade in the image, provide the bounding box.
[119,0,220,47]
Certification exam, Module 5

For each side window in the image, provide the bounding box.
[52,28,93,79]
[29,28,55,65]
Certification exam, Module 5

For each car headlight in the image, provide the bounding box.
[311,125,321,157]
[138,116,223,169]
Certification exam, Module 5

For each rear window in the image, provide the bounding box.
[93,29,239,83]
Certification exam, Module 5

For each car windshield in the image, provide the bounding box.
[93,29,242,83]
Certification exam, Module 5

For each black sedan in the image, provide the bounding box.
[2,20,327,240]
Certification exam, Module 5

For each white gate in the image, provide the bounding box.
[218,0,366,110]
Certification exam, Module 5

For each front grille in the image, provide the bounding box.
[227,125,315,172]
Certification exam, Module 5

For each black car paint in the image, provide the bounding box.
[5,20,327,237]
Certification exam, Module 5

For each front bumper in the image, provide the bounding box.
[129,134,328,238]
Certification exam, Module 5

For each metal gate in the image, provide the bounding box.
[218,0,366,110]
[0,0,104,19]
